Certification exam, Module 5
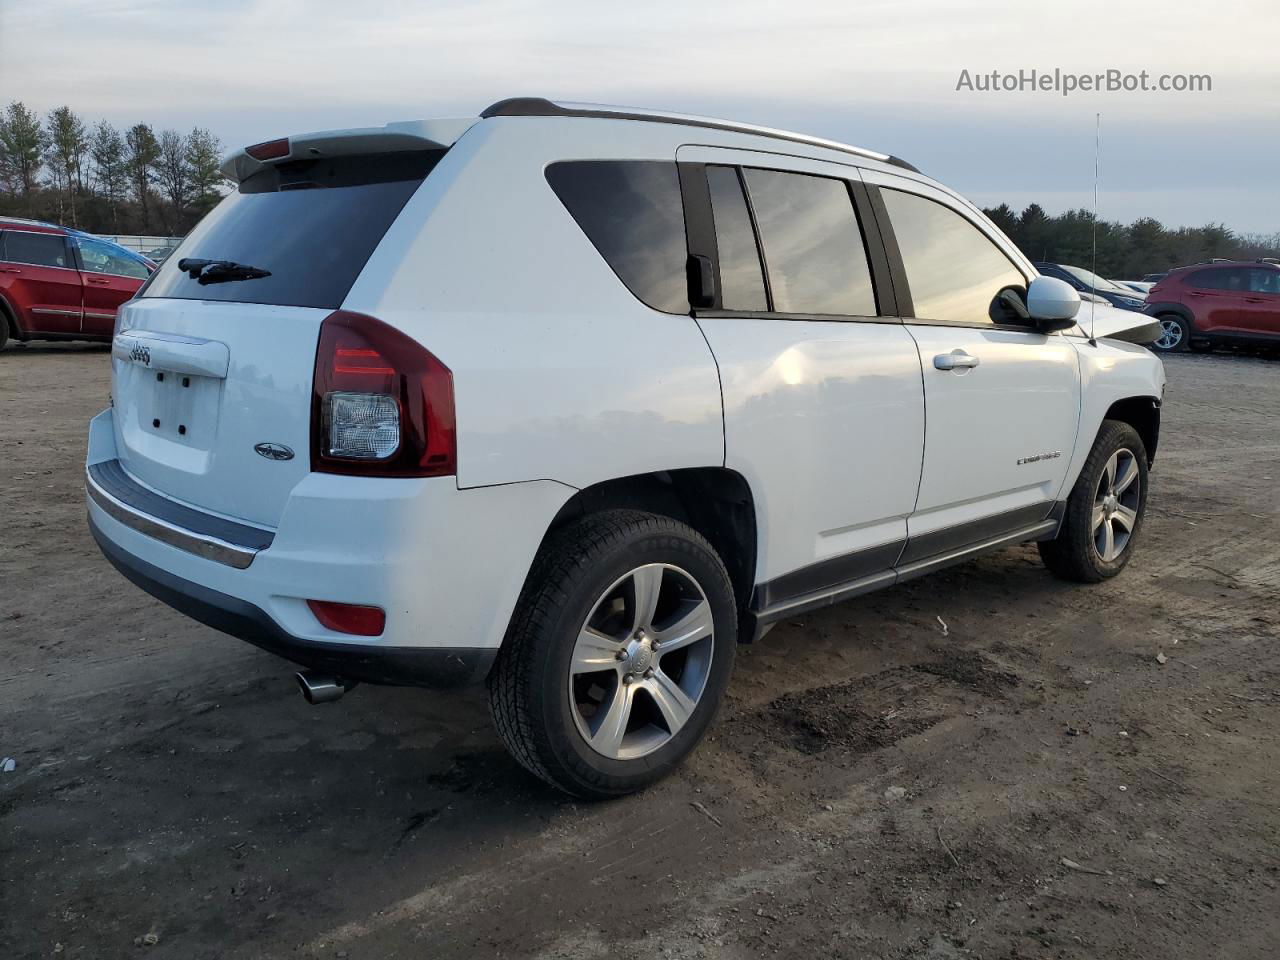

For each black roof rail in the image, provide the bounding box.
[1258,257,1279,265]
[480,97,921,173]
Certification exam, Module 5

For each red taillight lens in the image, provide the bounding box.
[306,600,386,637]
[245,138,290,161]
[311,311,456,477]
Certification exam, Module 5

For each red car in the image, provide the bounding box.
[0,218,155,350]
[1145,259,1280,353]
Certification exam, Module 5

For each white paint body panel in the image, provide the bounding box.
[905,323,1081,535]
[88,111,1165,659]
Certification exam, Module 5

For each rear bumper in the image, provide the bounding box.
[85,407,575,687]
[89,515,495,686]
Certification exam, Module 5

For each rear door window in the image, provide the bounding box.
[3,231,72,269]
[740,168,877,316]
[142,151,444,309]
[1186,268,1247,291]
[1249,268,1280,294]
[546,160,690,314]
[705,165,768,311]
[881,189,1026,325]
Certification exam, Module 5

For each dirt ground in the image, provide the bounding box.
[2,342,1278,960]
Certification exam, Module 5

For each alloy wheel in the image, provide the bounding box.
[1092,447,1141,562]
[1155,318,1183,350]
[568,563,715,761]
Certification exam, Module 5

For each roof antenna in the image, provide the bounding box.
[1089,112,1101,346]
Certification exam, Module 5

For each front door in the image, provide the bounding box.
[866,178,1080,561]
[0,230,83,335]
[677,147,925,611]
[72,236,151,336]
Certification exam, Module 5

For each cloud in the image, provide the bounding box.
[2,0,1275,230]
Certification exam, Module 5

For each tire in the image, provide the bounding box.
[488,509,737,798]
[0,311,10,351]
[1151,314,1190,352]
[1039,421,1149,583]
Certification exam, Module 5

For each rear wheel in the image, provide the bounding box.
[488,510,737,798]
[1039,421,1148,583]
[1152,314,1189,352]
[0,310,10,351]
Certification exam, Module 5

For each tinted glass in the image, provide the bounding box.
[76,237,150,280]
[546,161,689,314]
[3,231,70,269]
[882,189,1025,324]
[706,165,767,311]
[742,168,876,316]
[1249,268,1280,294]
[143,151,442,309]
[1186,268,1247,291]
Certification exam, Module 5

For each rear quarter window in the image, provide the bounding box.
[546,160,690,314]
[142,151,443,309]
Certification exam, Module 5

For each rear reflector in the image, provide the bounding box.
[245,138,290,161]
[306,600,386,637]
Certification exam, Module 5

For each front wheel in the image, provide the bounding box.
[1039,421,1149,583]
[488,510,737,798]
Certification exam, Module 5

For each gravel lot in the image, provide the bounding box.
[2,343,1278,960]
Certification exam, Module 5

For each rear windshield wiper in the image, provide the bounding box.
[177,258,272,285]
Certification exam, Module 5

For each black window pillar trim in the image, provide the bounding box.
[677,161,721,310]
[848,180,898,319]
[860,183,914,319]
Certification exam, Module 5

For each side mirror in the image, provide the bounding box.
[1026,276,1081,332]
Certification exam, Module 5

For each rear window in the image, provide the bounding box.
[3,230,71,269]
[546,160,690,314]
[142,151,443,309]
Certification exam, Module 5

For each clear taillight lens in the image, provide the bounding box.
[323,391,400,460]
[311,311,456,477]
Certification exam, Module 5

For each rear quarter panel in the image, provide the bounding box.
[343,118,725,491]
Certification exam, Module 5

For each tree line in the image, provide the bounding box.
[0,101,227,237]
[983,203,1280,279]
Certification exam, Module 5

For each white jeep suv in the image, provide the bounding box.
[87,98,1165,798]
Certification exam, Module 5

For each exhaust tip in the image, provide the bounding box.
[295,671,350,705]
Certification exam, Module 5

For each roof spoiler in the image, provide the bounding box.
[219,118,478,183]
[480,97,921,173]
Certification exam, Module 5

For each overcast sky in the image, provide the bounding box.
[2,0,1276,233]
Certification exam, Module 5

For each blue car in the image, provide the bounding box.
[1034,262,1148,311]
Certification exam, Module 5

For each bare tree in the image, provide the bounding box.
[156,129,191,229]
[46,107,89,226]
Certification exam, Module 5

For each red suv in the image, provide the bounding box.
[0,218,155,350]
[1145,260,1280,353]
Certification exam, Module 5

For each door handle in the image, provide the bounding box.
[1244,297,1265,303]
[86,277,111,285]
[1187,291,1207,297]
[934,351,980,371]
[0,267,20,274]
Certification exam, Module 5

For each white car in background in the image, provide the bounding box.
[87,99,1166,798]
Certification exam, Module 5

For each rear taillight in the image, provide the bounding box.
[311,311,456,477]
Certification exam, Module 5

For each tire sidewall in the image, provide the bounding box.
[531,522,737,793]
[1068,423,1149,578]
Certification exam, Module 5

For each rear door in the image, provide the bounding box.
[863,174,1080,559]
[112,148,445,528]
[677,146,925,611]
[1182,267,1246,334]
[1238,267,1280,339]
[72,236,151,336]
[0,229,83,334]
